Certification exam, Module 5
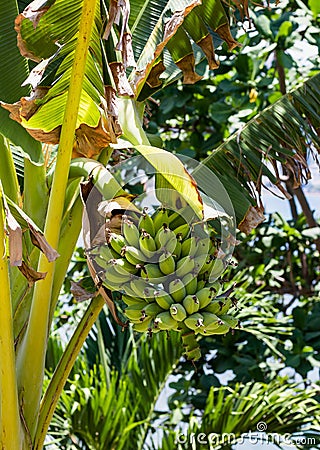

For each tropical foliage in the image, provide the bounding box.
[0,0,319,448]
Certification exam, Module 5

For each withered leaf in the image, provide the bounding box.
[72,116,115,159]
[18,261,46,284]
[215,23,240,51]
[109,62,134,97]
[175,53,203,84]
[197,35,219,70]
[238,205,265,234]
[70,280,97,302]
[3,196,23,266]
[29,224,60,262]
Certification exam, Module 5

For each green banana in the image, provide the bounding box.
[142,302,163,318]
[196,287,215,309]
[154,311,178,330]
[155,225,177,252]
[138,209,155,237]
[182,273,198,295]
[168,278,186,303]
[184,313,204,331]
[194,237,211,257]
[183,295,200,315]
[122,294,146,306]
[124,303,148,321]
[107,258,138,275]
[170,303,187,321]
[200,323,230,335]
[141,264,164,282]
[133,320,152,332]
[154,290,175,310]
[108,233,126,254]
[104,265,132,288]
[196,279,206,291]
[208,258,225,282]
[204,299,224,315]
[122,245,146,265]
[159,251,176,275]
[139,231,157,259]
[202,311,220,327]
[152,207,169,233]
[219,314,239,329]
[175,255,195,278]
[130,278,154,298]
[180,236,197,258]
[98,245,119,261]
[173,223,190,240]
[122,216,140,247]
[173,237,182,259]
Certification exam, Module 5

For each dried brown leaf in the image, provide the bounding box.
[72,116,115,159]
[238,205,265,234]
[215,23,241,51]
[70,280,97,302]
[3,199,23,266]
[29,224,60,262]
[109,62,134,97]
[146,59,166,88]
[18,261,46,284]
[175,53,203,84]
[14,0,51,62]
[197,35,219,70]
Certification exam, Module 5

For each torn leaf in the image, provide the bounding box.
[70,279,97,302]
[2,195,23,266]
[238,205,265,234]
[109,62,134,97]
[29,224,60,262]
[18,261,46,284]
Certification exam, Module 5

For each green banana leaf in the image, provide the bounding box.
[202,73,320,232]
[0,0,43,163]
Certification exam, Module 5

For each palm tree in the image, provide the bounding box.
[0,0,319,448]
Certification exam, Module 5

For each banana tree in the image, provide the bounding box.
[0,0,319,448]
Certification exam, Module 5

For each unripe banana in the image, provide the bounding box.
[175,255,195,278]
[130,278,154,298]
[98,245,119,261]
[107,258,138,275]
[206,281,222,295]
[181,237,197,258]
[202,311,220,327]
[193,254,209,275]
[152,207,169,233]
[122,294,146,306]
[184,313,204,331]
[194,237,210,257]
[142,302,163,318]
[200,323,230,335]
[154,311,178,330]
[196,255,215,276]
[204,299,224,315]
[139,231,157,259]
[141,264,164,282]
[173,237,182,259]
[155,225,177,252]
[168,278,186,303]
[173,223,190,240]
[183,295,200,315]
[159,251,176,275]
[122,216,140,247]
[154,290,175,310]
[170,303,187,321]
[124,303,148,321]
[196,279,206,291]
[196,287,215,309]
[219,314,239,329]
[168,212,186,230]
[122,246,146,265]
[182,273,198,295]
[208,258,225,282]
[218,298,233,314]
[108,233,126,255]
[138,209,155,237]
[104,265,132,287]
[133,320,152,332]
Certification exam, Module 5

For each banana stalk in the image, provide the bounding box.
[0,183,22,449]
[16,0,99,438]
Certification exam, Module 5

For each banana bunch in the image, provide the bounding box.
[87,207,239,361]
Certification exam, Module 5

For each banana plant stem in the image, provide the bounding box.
[0,184,21,449]
[34,295,105,449]
[16,0,99,439]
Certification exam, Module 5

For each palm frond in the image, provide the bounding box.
[202,73,320,231]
